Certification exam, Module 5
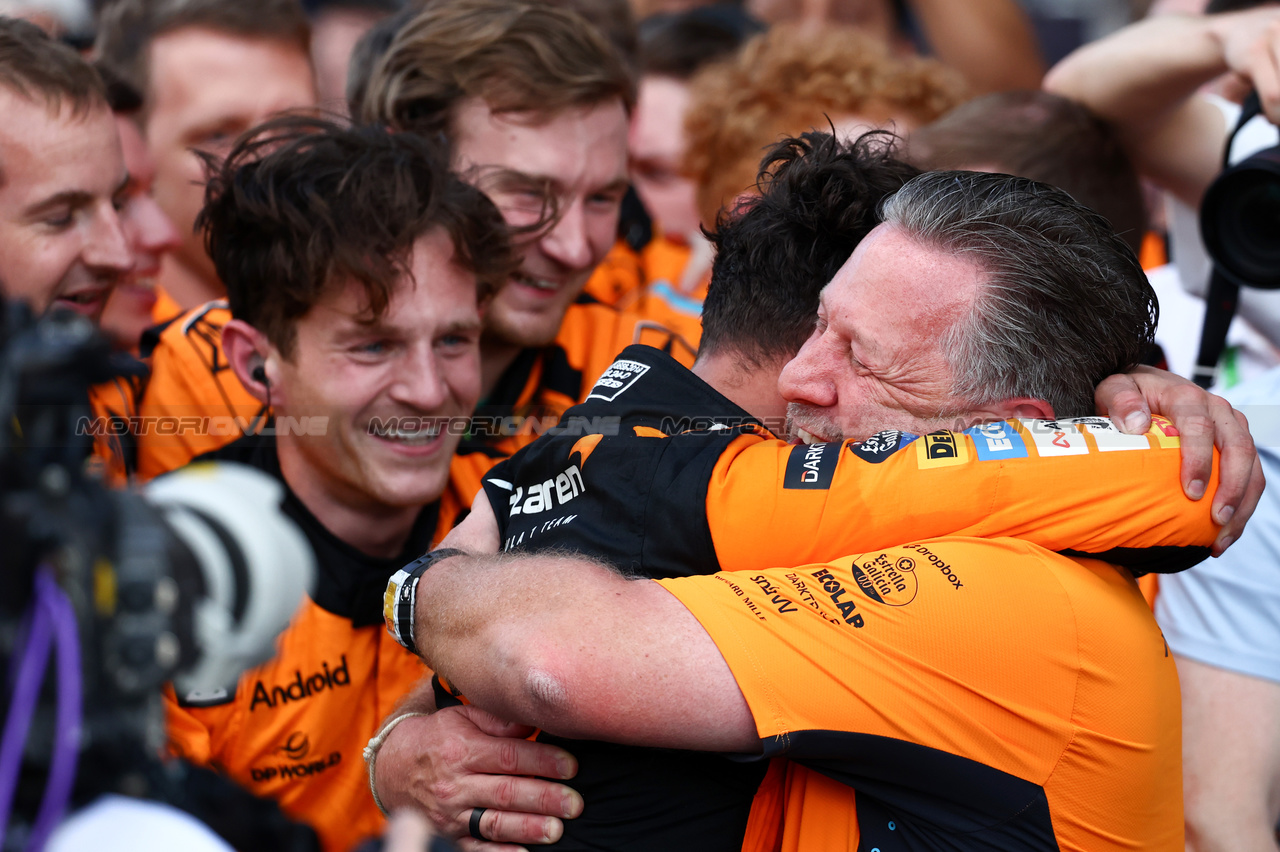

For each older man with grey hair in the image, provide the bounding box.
[384,171,1234,851]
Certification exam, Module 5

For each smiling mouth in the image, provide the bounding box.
[512,271,559,293]
[53,286,111,316]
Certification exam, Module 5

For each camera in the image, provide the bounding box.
[1192,90,1280,387]
[1200,142,1280,291]
[0,300,315,850]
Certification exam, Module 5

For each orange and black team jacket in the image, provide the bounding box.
[164,435,498,852]
[473,344,1217,851]
[584,236,710,319]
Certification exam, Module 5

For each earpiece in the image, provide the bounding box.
[252,365,269,387]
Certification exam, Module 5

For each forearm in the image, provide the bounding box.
[1044,15,1228,126]
[412,551,631,737]
[908,0,1044,93]
[1044,14,1231,205]
[411,551,758,752]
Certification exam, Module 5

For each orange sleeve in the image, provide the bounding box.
[706,417,1218,575]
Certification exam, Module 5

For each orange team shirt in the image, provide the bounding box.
[658,537,1183,852]
[85,285,183,485]
[476,346,1209,850]
[135,300,266,481]
[166,444,498,852]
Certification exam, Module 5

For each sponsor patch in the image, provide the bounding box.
[784,441,841,489]
[1025,420,1089,457]
[249,656,351,712]
[916,431,970,468]
[810,567,865,627]
[277,732,311,761]
[250,750,342,784]
[851,553,918,607]
[585,359,650,402]
[848,429,914,463]
[967,422,1028,461]
[1070,416,1153,452]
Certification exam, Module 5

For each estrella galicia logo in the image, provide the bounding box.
[847,429,914,463]
[851,554,918,607]
[784,441,840,489]
[276,732,311,761]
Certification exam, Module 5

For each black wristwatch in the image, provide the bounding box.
[384,548,466,655]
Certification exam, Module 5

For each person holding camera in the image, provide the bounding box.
[1046,7,1280,850]
[1044,1,1280,382]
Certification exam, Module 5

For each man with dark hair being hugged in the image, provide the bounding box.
[161,116,522,852]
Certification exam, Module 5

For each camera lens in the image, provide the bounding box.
[1200,143,1280,290]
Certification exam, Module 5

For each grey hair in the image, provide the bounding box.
[879,170,1156,418]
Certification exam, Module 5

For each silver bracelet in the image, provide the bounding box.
[363,712,431,817]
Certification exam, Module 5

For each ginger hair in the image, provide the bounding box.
[685,23,966,226]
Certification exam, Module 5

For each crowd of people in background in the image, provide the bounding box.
[0,0,1277,850]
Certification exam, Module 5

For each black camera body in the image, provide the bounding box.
[1193,92,1280,387]
[0,300,314,851]
[1201,141,1280,292]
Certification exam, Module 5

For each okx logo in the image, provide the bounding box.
[250,656,351,712]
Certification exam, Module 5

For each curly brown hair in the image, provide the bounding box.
[684,23,967,226]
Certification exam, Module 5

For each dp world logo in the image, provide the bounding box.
[276,732,311,761]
